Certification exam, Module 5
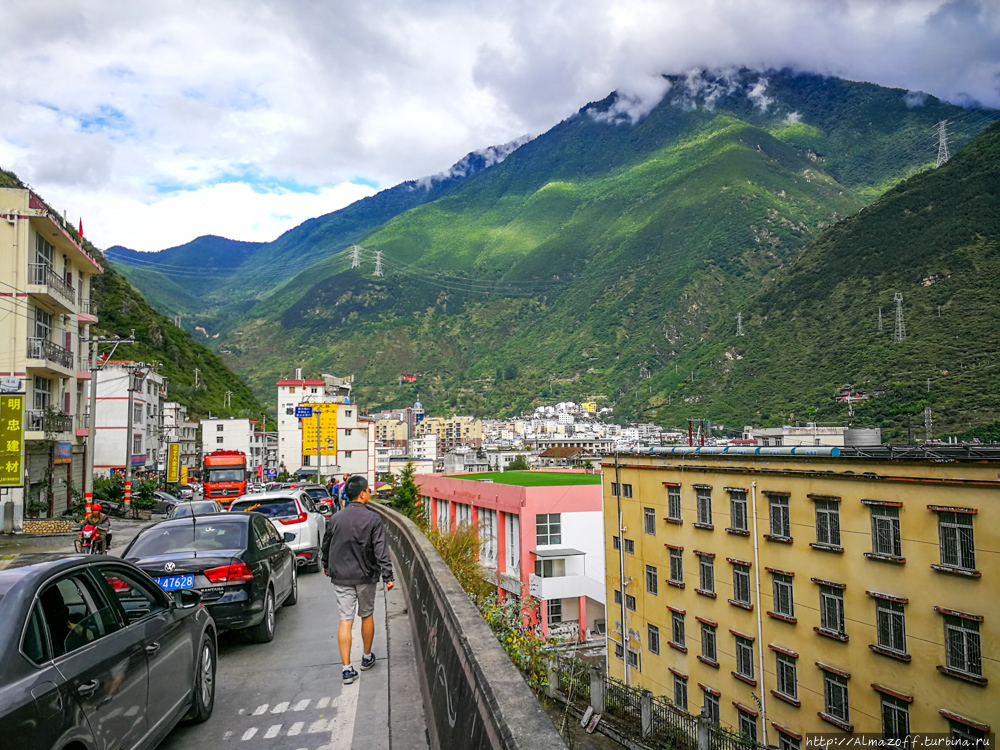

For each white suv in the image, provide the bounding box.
[228,490,326,572]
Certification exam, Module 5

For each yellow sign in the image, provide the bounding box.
[301,403,338,455]
[180,464,188,485]
[0,394,25,487]
[167,443,181,483]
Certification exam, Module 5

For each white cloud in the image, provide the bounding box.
[0,0,997,250]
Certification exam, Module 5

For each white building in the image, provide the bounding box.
[376,445,405,475]
[94,364,165,475]
[200,417,264,474]
[410,434,437,461]
[163,401,199,471]
[742,424,882,447]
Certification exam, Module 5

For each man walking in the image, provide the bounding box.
[320,475,394,685]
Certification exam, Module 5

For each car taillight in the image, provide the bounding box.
[278,510,308,525]
[203,562,254,583]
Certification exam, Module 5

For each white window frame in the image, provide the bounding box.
[643,507,656,535]
[735,636,754,680]
[737,709,758,743]
[823,672,850,722]
[479,508,498,564]
[769,495,790,538]
[669,549,683,584]
[815,499,841,546]
[732,564,751,605]
[938,511,976,570]
[944,615,982,677]
[645,564,658,595]
[881,694,910,738]
[667,486,681,521]
[875,599,906,654]
[673,676,688,711]
[436,499,449,532]
[702,691,719,723]
[870,505,902,557]
[820,585,846,636]
[699,556,714,594]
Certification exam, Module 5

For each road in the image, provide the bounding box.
[159,571,400,750]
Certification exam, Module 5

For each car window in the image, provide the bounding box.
[39,575,120,658]
[231,496,299,518]
[127,522,247,556]
[97,567,167,624]
[251,515,274,549]
[266,519,283,546]
[299,494,318,512]
[22,603,52,664]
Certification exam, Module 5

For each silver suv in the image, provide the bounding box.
[228,490,326,572]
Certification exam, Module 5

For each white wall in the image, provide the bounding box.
[561,510,606,603]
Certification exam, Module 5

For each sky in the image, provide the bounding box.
[1,0,998,252]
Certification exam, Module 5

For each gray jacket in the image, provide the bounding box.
[320,502,394,586]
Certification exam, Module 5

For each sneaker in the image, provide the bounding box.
[342,666,359,685]
[361,653,376,671]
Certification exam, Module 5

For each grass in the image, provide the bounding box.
[454,471,602,486]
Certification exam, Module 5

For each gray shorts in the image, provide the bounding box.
[334,583,377,620]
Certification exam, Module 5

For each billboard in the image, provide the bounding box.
[0,394,25,487]
[180,464,188,485]
[53,442,72,464]
[301,403,337,455]
[167,443,181,483]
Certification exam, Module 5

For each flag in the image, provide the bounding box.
[78,218,83,237]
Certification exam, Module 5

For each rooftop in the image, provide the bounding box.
[452,471,601,486]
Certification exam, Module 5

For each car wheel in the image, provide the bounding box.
[183,635,216,724]
[248,588,276,643]
[285,566,298,606]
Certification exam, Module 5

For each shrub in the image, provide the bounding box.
[93,475,125,504]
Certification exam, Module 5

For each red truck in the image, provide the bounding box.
[202,450,247,506]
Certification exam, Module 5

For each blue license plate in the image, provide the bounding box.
[155,575,195,591]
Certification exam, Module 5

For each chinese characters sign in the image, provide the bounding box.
[0,395,25,487]
[167,443,181,483]
[301,404,337,455]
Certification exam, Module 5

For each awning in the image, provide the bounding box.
[534,547,585,558]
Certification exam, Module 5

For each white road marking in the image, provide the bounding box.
[271,701,290,713]
[252,704,268,715]
[292,698,310,711]
[288,721,305,736]
[223,731,233,741]
[325,686,360,749]
[316,696,330,709]
[307,718,330,733]
[264,724,282,739]
[241,727,257,741]
[238,708,245,715]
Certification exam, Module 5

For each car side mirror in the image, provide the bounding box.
[174,588,202,609]
[316,502,330,513]
[283,532,295,542]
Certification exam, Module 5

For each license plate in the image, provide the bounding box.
[155,575,195,591]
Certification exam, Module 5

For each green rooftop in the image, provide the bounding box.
[452,471,602,487]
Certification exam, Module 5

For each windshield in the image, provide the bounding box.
[127,522,247,557]
[230,497,298,518]
[303,488,330,500]
[207,469,245,483]
[171,502,219,517]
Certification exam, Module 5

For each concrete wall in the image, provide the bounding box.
[371,503,566,750]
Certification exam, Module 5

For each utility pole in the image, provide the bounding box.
[194,368,201,388]
[736,311,744,336]
[878,306,883,333]
[224,390,232,409]
[936,120,950,167]
[893,293,906,343]
[123,363,149,513]
[925,405,933,442]
[373,250,384,277]
[351,245,361,268]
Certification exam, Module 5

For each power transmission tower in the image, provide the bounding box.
[373,250,383,277]
[639,362,650,380]
[878,306,883,333]
[194,368,201,387]
[893,293,906,342]
[936,121,950,167]
[224,390,232,408]
[736,312,744,336]
[350,245,361,268]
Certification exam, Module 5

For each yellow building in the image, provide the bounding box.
[415,414,482,452]
[374,418,409,447]
[582,401,597,414]
[603,446,996,743]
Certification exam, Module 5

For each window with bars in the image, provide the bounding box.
[820,586,846,636]
[648,624,660,655]
[536,513,562,545]
[667,486,682,521]
[732,564,751,606]
[696,489,712,526]
[875,599,906,654]
[216,424,224,432]
[779,734,800,750]
[881,695,910,738]
[737,709,758,743]
[870,505,902,557]
[669,548,683,584]
[775,652,797,700]
[949,721,987,744]
[643,507,656,535]
[735,636,754,680]
[823,672,849,722]
[671,611,684,647]
[613,589,621,605]
[626,648,639,669]
[769,496,790,538]
[613,535,620,550]
[673,676,688,711]
[772,573,794,618]
[729,490,748,532]
[610,482,633,498]
[645,565,658,595]
[815,500,841,547]
[132,435,142,455]
[614,641,624,659]
[937,512,976,570]
[547,599,562,625]
[33,305,52,341]
[216,436,224,444]
[133,404,143,424]
[944,616,982,677]
[702,691,719,723]
[624,538,635,554]
[701,623,717,662]
[625,593,636,612]
[699,556,714,594]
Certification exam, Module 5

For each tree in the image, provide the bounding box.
[506,455,530,471]
[390,461,423,524]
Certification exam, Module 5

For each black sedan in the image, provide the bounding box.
[122,513,297,642]
[0,554,216,750]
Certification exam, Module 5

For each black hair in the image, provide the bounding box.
[345,474,369,500]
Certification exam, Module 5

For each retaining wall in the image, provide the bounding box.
[371,503,566,750]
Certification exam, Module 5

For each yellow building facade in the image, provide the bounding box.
[415,414,482,452]
[603,447,996,743]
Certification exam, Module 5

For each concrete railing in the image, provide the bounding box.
[371,503,566,750]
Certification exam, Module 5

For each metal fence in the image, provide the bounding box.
[603,675,643,733]
[650,695,699,750]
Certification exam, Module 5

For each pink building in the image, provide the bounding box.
[416,471,606,640]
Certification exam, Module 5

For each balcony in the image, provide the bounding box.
[27,337,75,372]
[28,263,76,312]
[528,573,605,603]
[26,409,74,435]
[78,298,99,323]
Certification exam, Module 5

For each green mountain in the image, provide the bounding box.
[647,117,1000,440]
[208,69,995,429]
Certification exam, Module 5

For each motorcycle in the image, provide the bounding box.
[74,524,107,555]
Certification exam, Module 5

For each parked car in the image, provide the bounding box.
[228,490,325,572]
[177,486,195,500]
[122,513,296,641]
[0,553,215,750]
[168,500,223,518]
[293,483,336,517]
[246,483,266,494]
[153,491,182,514]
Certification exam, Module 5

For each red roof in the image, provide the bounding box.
[276,379,326,387]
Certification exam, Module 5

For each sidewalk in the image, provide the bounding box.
[0,515,157,557]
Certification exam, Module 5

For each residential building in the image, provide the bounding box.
[537,447,600,469]
[743,424,882,448]
[374,418,409,447]
[376,445,405,476]
[163,401,199,471]
[603,445,997,739]
[199,417,264,475]
[415,415,482,452]
[525,435,615,453]
[410,434,437,462]
[0,187,104,528]
[417,471,606,641]
[94,363,165,475]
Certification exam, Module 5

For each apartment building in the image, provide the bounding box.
[603,445,996,741]
[415,414,482,452]
[163,401,199,470]
[199,417,265,474]
[374,417,409,447]
[93,364,166,474]
[417,471,606,641]
[0,187,104,527]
